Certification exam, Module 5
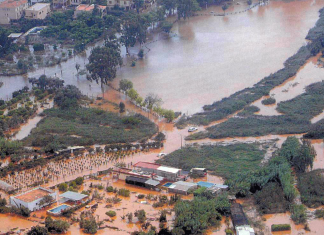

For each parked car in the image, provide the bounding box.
[188,126,198,132]
[158,153,167,157]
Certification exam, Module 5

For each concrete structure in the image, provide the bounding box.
[25,3,50,20]
[74,4,106,17]
[0,0,28,24]
[10,187,56,211]
[107,0,132,10]
[168,181,197,195]
[134,162,186,181]
[60,191,88,204]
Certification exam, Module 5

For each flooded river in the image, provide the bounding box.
[1,0,324,115]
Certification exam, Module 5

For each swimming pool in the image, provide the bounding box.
[163,182,173,188]
[48,204,70,214]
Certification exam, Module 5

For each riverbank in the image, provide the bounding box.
[179,6,324,128]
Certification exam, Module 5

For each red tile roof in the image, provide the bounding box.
[133,162,161,170]
[0,0,27,8]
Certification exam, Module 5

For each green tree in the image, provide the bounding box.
[127,88,139,101]
[54,85,83,109]
[294,139,316,173]
[291,204,307,224]
[222,4,229,15]
[86,46,122,95]
[161,21,173,34]
[75,177,84,185]
[58,183,68,192]
[144,93,162,110]
[135,209,146,223]
[45,216,70,233]
[27,226,49,235]
[119,79,133,92]
[119,102,125,113]
[134,0,144,13]
[163,110,175,122]
[177,0,201,20]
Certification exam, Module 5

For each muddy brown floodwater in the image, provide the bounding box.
[1,0,324,115]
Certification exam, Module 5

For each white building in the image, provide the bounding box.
[25,3,50,20]
[10,187,56,211]
[0,0,28,24]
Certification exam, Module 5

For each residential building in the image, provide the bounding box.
[197,181,228,195]
[10,187,56,211]
[70,0,81,6]
[53,0,70,9]
[0,0,28,24]
[168,181,197,195]
[25,3,50,20]
[30,0,46,5]
[133,161,186,181]
[107,0,132,10]
[74,4,106,18]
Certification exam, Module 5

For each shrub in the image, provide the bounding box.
[106,210,116,217]
[315,209,324,218]
[137,194,145,199]
[117,188,130,197]
[106,186,114,192]
[271,224,291,232]
[58,183,68,192]
[290,204,307,224]
[261,97,276,105]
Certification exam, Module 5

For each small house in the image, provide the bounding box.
[60,191,88,204]
[10,187,56,211]
[168,181,197,195]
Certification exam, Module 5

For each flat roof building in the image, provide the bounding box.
[125,176,160,189]
[10,187,56,211]
[168,181,197,195]
[25,3,50,20]
[134,162,186,181]
[60,191,88,204]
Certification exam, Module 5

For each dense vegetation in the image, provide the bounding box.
[24,107,157,148]
[298,169,324,208]
[187,81,324,140]
[172,193,230,235]
[178,7,324,128]
[261,97,276,105]
[157,143,265,179]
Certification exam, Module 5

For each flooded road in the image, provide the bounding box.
[1,0,324,115]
